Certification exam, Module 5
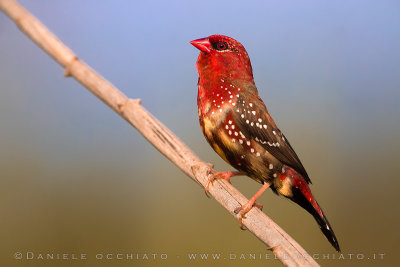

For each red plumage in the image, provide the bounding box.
[191,35,340,251]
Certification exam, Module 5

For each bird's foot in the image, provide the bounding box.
[233,182,271,229]
[204,170,242,198]
[234,201,263,230]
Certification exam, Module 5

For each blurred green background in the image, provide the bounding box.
[0,0,399,266]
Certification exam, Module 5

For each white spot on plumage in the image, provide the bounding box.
[246,120,249,124]
[241,114,245,118]
[228,120,232,124]
[273,131,276,135]
[225,125,229,129]
[250,148,254,153]
[232,139,235,143]
[249,103,253,107]
[219,109,222,112]
[269,163,273,169]
[256,152,260,157]
[239,139,243,144]
[234,132,238,136]
[273,173,277,178]
[263,124,267,129]
[258,118,262,123]
[247,141,251,146]
[228,130,232,135]
[252,111,256,115]
[250,122,254,126]
[230,95,233,99]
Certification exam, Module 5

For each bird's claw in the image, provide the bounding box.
[204,168,217,198]
[204,170,235,198]
[204,173,215,198]
[234,206,247,230]
[234,201,263,230]
[253,202,263,210]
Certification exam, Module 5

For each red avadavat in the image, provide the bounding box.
[191,35,340,252]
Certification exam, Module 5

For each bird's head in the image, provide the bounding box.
[190,35,253,83]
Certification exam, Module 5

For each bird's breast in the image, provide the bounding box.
[197,80,282,183]
[198,108,279,183]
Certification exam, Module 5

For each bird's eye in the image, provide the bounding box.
[215,41,228,51]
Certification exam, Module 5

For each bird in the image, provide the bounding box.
[190,34,340,252]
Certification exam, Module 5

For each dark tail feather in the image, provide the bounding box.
[290,186,341,252]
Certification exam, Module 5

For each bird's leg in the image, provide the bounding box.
[205,170,243,197]
[234,182,271,229]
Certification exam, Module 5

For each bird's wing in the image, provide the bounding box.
[234,91,311,183]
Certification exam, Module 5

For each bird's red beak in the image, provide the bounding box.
[190,38,211,53]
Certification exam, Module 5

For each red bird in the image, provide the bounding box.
[191,35,340,252]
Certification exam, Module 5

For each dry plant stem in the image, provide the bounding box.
[0,0,319,266]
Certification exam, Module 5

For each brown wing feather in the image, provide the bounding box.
[234,88,311,184]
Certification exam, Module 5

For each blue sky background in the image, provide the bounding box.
[0,1,399,266]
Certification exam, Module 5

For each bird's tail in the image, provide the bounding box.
[276,168,341,252]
